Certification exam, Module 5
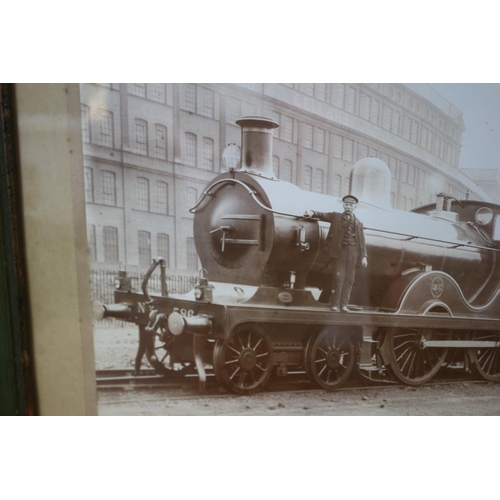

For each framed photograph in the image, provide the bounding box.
[7,83,500,416]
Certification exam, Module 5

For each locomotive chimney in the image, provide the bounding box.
[236,116,279,179]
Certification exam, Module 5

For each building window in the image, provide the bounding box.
[101,170,116,206]
[154,124,167,159]
[411,120,419,143]
[227,97,240,124]
[371,100,380,124]
[389,157,398,179]
[400,162,408,183]
[343,177,350,196]
[138,231,151,267]
[417,169,425,189]
[436,136,444,159]
[332,84,345,108]
[420,126,428,149]
[403,117,411,140]
[156,181,168,214]
[408,198,414,210]
[333,174,342,197]
[87,225,96,262]
[203,137,214,170]
[399,196,407,210]
[303,166,312,191]
[81,104,90,143]
[314,169,324,193]
[408,165,416,185]
[270,112,280,137]
[185,84,196,112]
[157,234,170,267]
[103,226,118,263]
[84,167,94,203]
[282,160,293,183]
[241,101,256,116]
[345,86,356,114]
[382,106,392,131]
[185,133,197,166]
[149,83,166,103]
[390,192,395,208]
[187,237,198,271]
[304,83,314,96]
[135,119,148,155]
[332,135,343,158]
[427,131,434,153]
[360,94,371,120]
[136,177,150,211]
[343,139,353,162]
[96,110,113,147]
[201,88,214,118]
[282,116,293,142]
[303,124,313,149]
[129,83,146,98]
[315,83,327,101]
[186,187,198,211]
[357,144,368,160]
[313,127,325,153]
[273,156,280,177]
[392,111,400,135]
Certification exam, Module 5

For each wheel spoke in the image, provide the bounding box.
[214,327,274,394]
[229,366,241,380]
[228,345,241,355]
[305,329,354,390]
[397,346,413,365]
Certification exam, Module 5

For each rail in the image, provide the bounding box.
[190,178,500,254]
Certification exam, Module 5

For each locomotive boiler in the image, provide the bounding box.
[97,116,500,394]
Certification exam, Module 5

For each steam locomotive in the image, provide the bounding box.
[95,117,500,394]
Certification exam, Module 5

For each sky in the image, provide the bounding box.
[430,84,500,170]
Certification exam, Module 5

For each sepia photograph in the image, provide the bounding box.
[77,83,500,416]
[3,5,500,500]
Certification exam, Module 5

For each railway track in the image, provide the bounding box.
[96,365,488,397]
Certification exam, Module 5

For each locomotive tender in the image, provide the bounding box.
[95,117,500,394]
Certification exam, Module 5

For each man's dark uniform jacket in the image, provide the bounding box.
[312,211,367,266]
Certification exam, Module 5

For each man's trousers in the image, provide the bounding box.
[330,244,359,309]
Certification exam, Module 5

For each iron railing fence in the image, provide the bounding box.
[90,270,198,327]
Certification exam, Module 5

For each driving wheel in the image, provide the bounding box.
[384,327,450,385]
[468,331,500,381]
[305,328,355,390]
[213,325,274,395]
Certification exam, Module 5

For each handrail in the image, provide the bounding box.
[189,179,500,253]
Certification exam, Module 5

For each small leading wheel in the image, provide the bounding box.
[468,331,500,381]
[305,328,355,390]
[145,331,192,376]
[384,327,450,386]
[213,325,274,395]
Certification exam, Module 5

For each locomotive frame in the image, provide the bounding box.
[96,116,500,395]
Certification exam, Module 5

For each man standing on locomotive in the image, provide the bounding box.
[304,195,367,312]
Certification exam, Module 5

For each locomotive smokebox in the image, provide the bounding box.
[236,117,278,179]
[351,157,392,210]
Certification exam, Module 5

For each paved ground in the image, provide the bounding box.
[94,325,500,416]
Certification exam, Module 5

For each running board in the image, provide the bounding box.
[422,340,500,348]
